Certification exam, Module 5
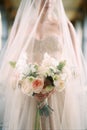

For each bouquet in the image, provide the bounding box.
[9,52,67,129]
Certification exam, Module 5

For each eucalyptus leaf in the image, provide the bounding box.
[39,104,53,117]
[9,61,16,68]
[57,61,66,71]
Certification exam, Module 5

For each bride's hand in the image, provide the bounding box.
[35,89,55,102]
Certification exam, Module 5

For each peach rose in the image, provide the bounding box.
[32,78,44,94]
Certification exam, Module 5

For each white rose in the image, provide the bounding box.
[54,78,65,92]
[19,78,33,96]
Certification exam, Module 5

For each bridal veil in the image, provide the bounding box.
[0,0,87,129]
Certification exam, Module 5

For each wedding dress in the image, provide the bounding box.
[0,0,87,130]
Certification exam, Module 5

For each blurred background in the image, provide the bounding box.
[0,0,87,129]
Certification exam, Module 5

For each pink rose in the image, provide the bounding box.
[32,78,44,93]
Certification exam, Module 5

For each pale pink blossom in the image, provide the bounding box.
[19,78,33,96]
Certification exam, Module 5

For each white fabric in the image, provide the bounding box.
[0,0,87,129]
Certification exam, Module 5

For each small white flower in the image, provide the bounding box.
[38,66,49,76]
[29,64,37,73]
[42,53,58,68]
[16,52,28,74]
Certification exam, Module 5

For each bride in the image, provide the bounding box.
[0,0,87,130]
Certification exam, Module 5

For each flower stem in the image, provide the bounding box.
[34,107,41,130]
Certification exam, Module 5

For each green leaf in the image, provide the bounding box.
[9,61,16,68]
[29,72,38,77]
[53,75,58,80]
[39,104,53,117]
[49,68,54,73]
[57,61,66,71]
[28,76,35,82]
[45,85,54,93]
[34,64,38,70]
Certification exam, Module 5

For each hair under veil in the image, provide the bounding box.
[0,0,87,129]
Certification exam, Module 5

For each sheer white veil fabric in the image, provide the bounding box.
[0,0,87,129]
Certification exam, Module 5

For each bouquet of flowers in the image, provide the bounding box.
[10,53,67,116]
